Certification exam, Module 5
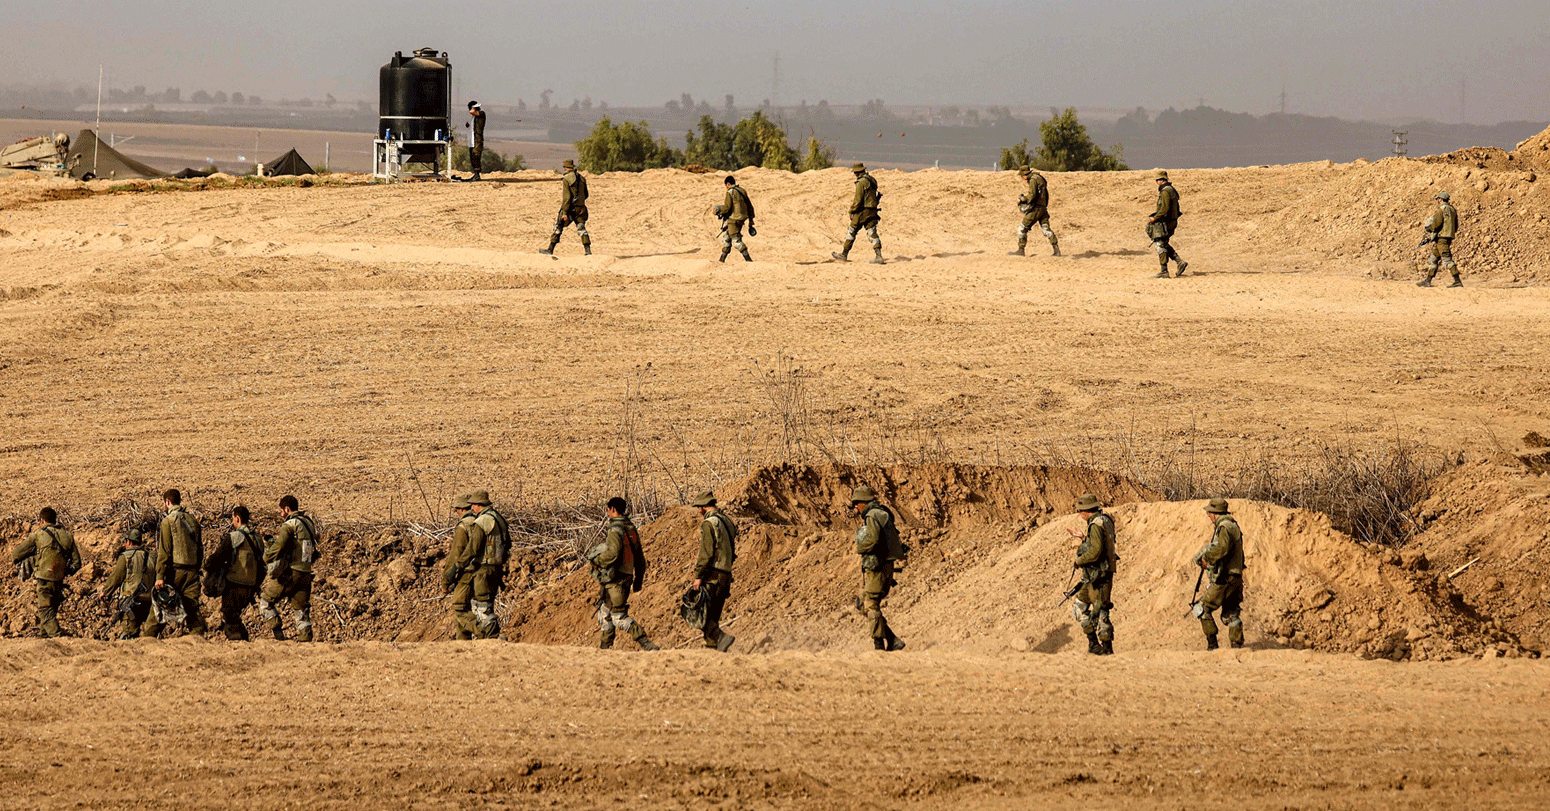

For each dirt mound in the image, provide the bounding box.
[1513,123,1550,168]
[1408,460,1550,654]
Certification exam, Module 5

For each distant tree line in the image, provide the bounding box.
[575,113,835,173]
[999,108,1127,172]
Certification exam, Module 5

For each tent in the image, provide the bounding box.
[65,129,167,180]
[172,167,217,179]
[261,149,315,177]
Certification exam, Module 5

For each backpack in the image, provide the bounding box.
[290,513,321,564]
[624,524,647,592]
[479,508,512,568]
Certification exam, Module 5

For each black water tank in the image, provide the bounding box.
[379,48,451,157]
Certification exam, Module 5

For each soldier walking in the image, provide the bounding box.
[466,489,510,639]
[10,506,81,637]
[1009,165,1060,257]
[101,528,157,639]
[1071,494,1117,655]
[540,159,591,256]
[259,495,319,641]
[442,494,480,639]
[851,486,906,651]
[154,489,207,636]
[1192,498,1246,650]
[1148,170,1188,277]
[466,101,486,181]
[832,163,885,264]
[587,497,659,650]
[713,175,755,262]
[1418,191,1462,287]
[690,491,737,652]
[205,505,265,640]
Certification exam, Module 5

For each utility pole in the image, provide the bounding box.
[1279,86,1287,115]
[1392,130,1408,158]
[93,64,102,174]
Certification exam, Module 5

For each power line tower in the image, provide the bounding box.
[1279,86,1287,115]
[1391,130,1409,158]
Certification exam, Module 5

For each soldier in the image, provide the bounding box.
[259,495,319,641]
[465,489,510,639]
[1192,498,1246,650]
[690,491,737,652]
[441,493,480,639]
[713,175,755,263]
[540,159,591,256]
[1009,165,1060,257]
[205,505,264,641]
[154,489,207,636]
[851,486,906,651]
[10,506,81,637]
[1148,169,1188,278]
[832,162,885,264]
[1071,494,1117,655]
[101,528,157,639]
[587,497,660,650]
[466,101,486,181]
[1418,191,1462,287]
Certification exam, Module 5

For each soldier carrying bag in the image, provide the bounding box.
[679,585,709,629]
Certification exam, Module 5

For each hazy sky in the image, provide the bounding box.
[14,0,1548,122]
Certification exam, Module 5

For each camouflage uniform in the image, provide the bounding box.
[587,514,658,650]
[692,492,737,651]
[1419,193,1461,287]
[1194,499,1246,649]
[102,533,156,639]
[206,524,264,640]
[1011,167,1060,256]
[852,486,906,651]
[1071,495,1117,655]
[715,180,755,262]
[833,163,885,264]
[260,510,318,641]
[542,160,591,255]
[442,496,481,640]
[1149,170,1187,277]
[465,491,509,639]
[11,520,81,637]
[156,505,207,634]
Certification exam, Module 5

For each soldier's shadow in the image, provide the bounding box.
[1070,249,1149,258]
[613,248,703,259]
[1031,624,1073,654]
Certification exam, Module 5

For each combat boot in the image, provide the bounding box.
[739,248,752,262]
[873,638,887,650]
[871,248,886,265]
[638,638,660,651]
[1447,278,1463,288]
[1416,279,1432,287]
[1086,631,1101,654]
[583,244,592,256]
[599,635,614,650]
[1008,245,1026,257]
[539,238,558,256]
[1229,640,1244,649]
[831,240,853,262]
[271,626,286,641]
[715,633,736,653]
[718,250,730,263]
[1205,635,1219,651]
[1098,640,1113,656]
[1174,261,1189,277]
[470,172,481,182]
[1050,240,1061,257]
[885,631,906,652]
[1154,267,1171,278]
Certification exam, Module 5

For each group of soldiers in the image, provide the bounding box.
[10,490,319,641]
[11,481,1244,654]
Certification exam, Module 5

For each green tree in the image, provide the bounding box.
[684,112,799,171]
[452,146,526,173]
[798,135,835,172]
[1036,108,1128,171]
[998,138,1035,171]
[574,116,684,172]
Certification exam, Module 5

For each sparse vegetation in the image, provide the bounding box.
[575,117,684,172]
[684,112,800,171]
[1033,108,1128,171]
[452,145,526,173]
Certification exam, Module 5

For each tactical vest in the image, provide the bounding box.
[1027,175,1049,209]
[730,186,754,220]
[857,174,880,210]
[227,526,263,586]
[32,526,72,581]
[565,172,589,211]
[1084,512,1118,581]
[165,508,203,567]
[477,507,511,568]
[705,512,737,572]
[1438,203,1459,238]
[864,505,904,560]
[1209,516,1246,581]
[1158,184,1181,223]
[285,512,319,573]
[121,547,152,598]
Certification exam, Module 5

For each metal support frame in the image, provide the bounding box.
[373,137,453,181]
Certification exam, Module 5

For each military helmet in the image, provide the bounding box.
[1205,498,1231,514]
[1075,494,1101,512]
[451,493,472,510]
[1435,191,1450,201]
[850,485,877,504]
[1018,164,1032,176]
[1154,169,1169,181]
[468,100,480,110]
[467,490,492,506]
[691,490,717,507]
[851,162,866,173]
[152,584,180,609]
[562,159,576,170]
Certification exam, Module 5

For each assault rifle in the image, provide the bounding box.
[1055,580,1082,608]
[1185,566,1204,617]
[1418,232,1438,248]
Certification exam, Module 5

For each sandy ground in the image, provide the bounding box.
[0,118,575,174]
[1,163,1548,518]
[2,639,1546,810]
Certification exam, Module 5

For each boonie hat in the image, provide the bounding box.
[851,486,877,503]
[1205,498,1231,514]
[691,491,716,507]
[1075,494,1101,511]
[467,490,491,507]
